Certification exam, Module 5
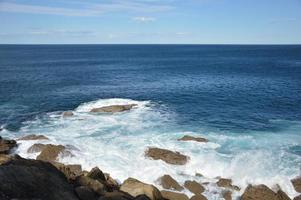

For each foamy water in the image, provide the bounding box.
[2,98,301,199]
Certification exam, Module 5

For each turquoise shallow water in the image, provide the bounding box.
[0,45,301,199]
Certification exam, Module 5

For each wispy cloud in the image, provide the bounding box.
[0,1,173,17]
[132,16,156,22]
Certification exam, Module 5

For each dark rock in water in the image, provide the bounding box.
[190,194,208,200]
[241,184,291,200]
[75,186,98,200]
[178,135,208,143]
[27,143,47,153]
[145,147,189,165]
[87,167,107,182]
[160,190,189,200]
[0,137,17,154]
[222,190,232,200]
[0,156,79,200]
[120,178,163,200]
[76,175,106,195]
[18,134,49,141]
[37,144,72,161]
[63,111,74,117]
[292,177,301,193]
[90,104,137,113]
[52,162,83,181]
[184,180,205,195]
[216,178,240,191]
[158,174,183,191]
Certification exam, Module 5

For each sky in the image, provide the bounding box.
[0,0,301,44]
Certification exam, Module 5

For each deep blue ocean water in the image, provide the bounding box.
[1,45,301,198]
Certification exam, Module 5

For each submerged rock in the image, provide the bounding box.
[161,190,189,200]
[145,147,189,165]
[216,178,240,191]
[63,111,74,117]
[178,135,208,143]
[0,136,17,154]
[241,184,291,200]
[158,174,183,191]
[37,144,72,162]
[120,178,163,200]
[184,180,205,195]
[17,134,49,141]
[90,104,137,113]
[292,177,301,193]
[0,156,79,200]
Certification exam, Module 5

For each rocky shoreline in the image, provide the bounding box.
[1,105,301,200]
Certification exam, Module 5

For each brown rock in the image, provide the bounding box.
[87,167,106,182]
[27,143,46,153]
[120,178,163,200]
[145,147,189,165]
[0,137,17,154]
[216,178,240,191]
[104,173,120,190]
[90,104,137,113]
[75,186,98,200]
[277,188,291,200]
[294,195,301,200]
[222,191,232,200]
[52,162,82,181]
[292,177,301,193]
[161,191,189,200]
[158,175,183,191]
[99,191,135,200]
[178,135,208,143]
[37,144,72,162]
[76,175,105,195]
[241,184,279,200]
[17,134,49,141]
[184,180,205,195]
[63,111,74,117]
[0,154,12,165]
[190,195,208,200]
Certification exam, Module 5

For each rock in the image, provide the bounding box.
[184,180,205,195]
[52,162,83,181]
[222,191,231,200]
[98,191,135,200]
[104,173,120,190]
[161,191,189,200]
[76,175,105,195]
[17,134,49,141]
[75,186,98,200]
[294,195,301,200]
[90,104,137,113]
[120,178,163,200]
[216,178,240,191]
[0,137,17,154]
[241,184,280,200]
[178,135,208,143]
[0,154,12,165]
[134,195,152,200]
[277,188,291,200]
[158,175,183,191]
[292,177,301,193]
[63,111,74,117]
[37,144,72,162]
[145,147,189,165]
[87,167,106,182]
[27,143,46,153]
[190,195,208,200]
[0,156,79,200]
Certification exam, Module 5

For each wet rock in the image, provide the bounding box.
[184,180,205,195]
[90,104,137,113]
[292,177,301,193]
[75,186,98,200]
[98,190,135,200]
[277,188,291,200]
[52,162,83,181]
[0,136,17,154]
[0,154,12,165]
[120,178,163,200]
[87,167,106,182]
[241,184,281,200]
[294,195,301,200]
[76,175,105,195]
[17,134,49,141]
[216,178,240,191]
[222,191,232,200]
[0,156,79,200]
[27,143,46,153]
[37,144,72,162]
[145,147,189,165]
[178,135,208,143]
[63,111,74,117]
[190,195,207,200]
[161,190,189,200]
[158,174,183,191]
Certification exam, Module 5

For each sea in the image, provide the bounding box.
[0,45,301,199]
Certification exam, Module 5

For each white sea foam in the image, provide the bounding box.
[5,98,301,199]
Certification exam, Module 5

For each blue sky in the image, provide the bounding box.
[0,0,300,44]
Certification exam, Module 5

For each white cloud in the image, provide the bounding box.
[132,16,156,22]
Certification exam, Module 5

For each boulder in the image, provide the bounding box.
[0,136,17,154]
[0,156,79,200]
[52,162,82,181]
[184,180,205,195]
[292,177,301,193]
[27,143,47,153]
[277,189,291,200]
[120,178,163,200]
[75,186,98,200]
[178,135,208,143]
[17,134,49,141]
[98,191,135,200]
[222,191,231,200]
[241,184,288,200]
[87,167,106,182]
[158,175,183,191]
[216,178,240,191]
[63,111,74,117]
[37,144,72,162]
[76,175,105,195]
[294,195,301,200]
[90,104,137,113]
[145,147,189,165]
[104,173,120,190]
[190,195,207,200]
[0,154,12,165]
[160,191,189,200]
